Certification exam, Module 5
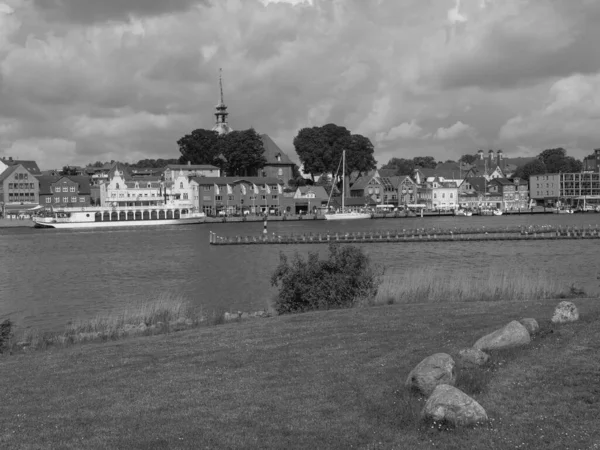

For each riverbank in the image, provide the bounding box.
[1,297,599,449]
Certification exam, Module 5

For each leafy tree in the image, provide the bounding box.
[220,128,267,177]
[270,244,383,314]
[61,166,79,176]
[381,157,415,176]
[536,147,582,173]
[412,156,437,169]
[132,158,180,169]
[293,123,376,181]
[288,164,307,188]
[512,160,547,181]
[177,129,223,168]
[459,154,478,164]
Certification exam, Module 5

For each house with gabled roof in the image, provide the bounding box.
[488,177,529,210]
[417,177,458,211]
[164,163,220,180]
[0,164,40,210]
[259,134,295,184]
[350,169,418,206]
[0,157,41,176]
[37,175,92,208]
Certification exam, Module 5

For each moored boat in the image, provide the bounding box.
[324,150,370,221]
[32,203,205,229]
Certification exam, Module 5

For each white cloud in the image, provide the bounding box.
[434,121,473,140]
[376,120,424,142]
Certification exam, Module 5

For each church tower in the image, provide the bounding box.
[212,68,233,135]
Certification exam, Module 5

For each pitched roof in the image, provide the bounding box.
[297,185,329,199]
[377,168,397,178]
[0,165,19,183]
[190,176,284,186]
[37,175,92,195]
[107,162,133,181]
[463,177,487,193]
[1,159,41,175]
[261,134,294,166]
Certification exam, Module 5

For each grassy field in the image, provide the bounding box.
[1,297,599,449]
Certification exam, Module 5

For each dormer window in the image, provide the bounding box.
[277,154,281,162]
[116,183,120,189]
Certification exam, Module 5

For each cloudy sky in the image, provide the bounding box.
[1,0,600,170]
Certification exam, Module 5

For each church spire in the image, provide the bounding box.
[212,68,232,135]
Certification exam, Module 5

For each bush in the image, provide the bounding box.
[0,319,13,353]
[270,243,383,314]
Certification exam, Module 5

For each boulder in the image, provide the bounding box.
[405,353,456,396]
[551,301,579,324]
[473,320,530,351]
[423,384,488,427]
[519,318,539,335]
[457,348,490,367]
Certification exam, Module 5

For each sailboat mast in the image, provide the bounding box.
[342,150,345,211]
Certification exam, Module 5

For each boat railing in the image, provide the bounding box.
[47,203,197,213]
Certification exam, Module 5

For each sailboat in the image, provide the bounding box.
[324,150,371,221]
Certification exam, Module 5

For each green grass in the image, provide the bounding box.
[7,295,233,352]
[1,298,599,449]
[373,266,589,305]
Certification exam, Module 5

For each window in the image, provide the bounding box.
[203,186,211,191]
[116,183,120,189]
[63,197,69,203]
[24,174,28,180]
[278,168,283,176]
[70,186,75,192]
[8,183,12,189]
[147,183,151,188]
[71,197,77,203]
[271,195,278,200]
[450,193,453,198]
[62,187,68,192]
[215,196,222,201]
[45,198,51,203]
[180,182,184,189]
[442,193,445,199]
[183,193,189,200]
[79,197,85,202]
[261,195,266,200]
[54,197,60,203]
[434,193,437,199]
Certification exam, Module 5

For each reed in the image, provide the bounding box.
[373,266,585,305]
[11,294,210,351]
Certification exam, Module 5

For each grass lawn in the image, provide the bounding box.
[1,298,599,449]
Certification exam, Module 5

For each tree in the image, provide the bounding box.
[536,147,583,173]
[459,154,478,165]
[177,129,223,168]
[61,166,78,176]
[293,123,376,181]
[220,128,267,177]
[412,156,437,169]
[288,164,307,188]
[513,160,547,181]
[381,157,415,176]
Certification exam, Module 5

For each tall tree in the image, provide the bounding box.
[412,156,437,169]
[293,123,376,180]
[381,157,415,176]
[459,154,478,165]
[220,128,267,177]
[512,160,547,181]
[177,129,223,168]
[61,166,79,176]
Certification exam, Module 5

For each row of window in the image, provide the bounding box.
[12,173,29,180]
[51,186,77,193]
[7,183,35,189]
[45,197,86,203]
[8,193,35,199]
[202,185,280,192]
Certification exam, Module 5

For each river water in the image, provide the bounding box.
[1,213,599,331]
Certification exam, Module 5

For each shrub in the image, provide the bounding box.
[0,319,13,354]
[270,243,383,314]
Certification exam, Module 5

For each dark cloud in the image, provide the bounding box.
[33,0,209,23]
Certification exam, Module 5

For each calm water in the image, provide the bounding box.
[1,213,599,331]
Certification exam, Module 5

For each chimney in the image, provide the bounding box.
[9,156,13,161]
[488,150,494,166]
[478,149,484,160]
[187,161,191,166]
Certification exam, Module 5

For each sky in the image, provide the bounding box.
[1,0,600,170]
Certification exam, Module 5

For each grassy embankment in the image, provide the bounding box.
[1,297,599,449]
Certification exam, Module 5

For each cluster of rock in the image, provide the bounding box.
[404,301,579,428]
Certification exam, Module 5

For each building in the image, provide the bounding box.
[190,176,289,216]
[417,178,458,210]
[0,164,40,208]
[487,178,529,210]
[37,175,92,208]
[458,177,504,209]
[260,134,295,184]
[583,149,600,172]
[163,163,220,180]
[0,157,42,176]
[212,69,233,136]
[528,174,560,205]
[350,170,417,206]
[413,162,469,186]
[292,185,329,214]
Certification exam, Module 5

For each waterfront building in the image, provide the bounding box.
[163,163,220,180]
[458,177,504,209]
[0,157,42,176]
[528,174,560,205]
[350,170,417,206]
[37,175,92,208]
[292,185,329,214]
[190,176,289,216]
[417,178,458,210]
[413,162,469,186]
[583,149,600,172]
[0,164,40,208]
[487,178,529,210]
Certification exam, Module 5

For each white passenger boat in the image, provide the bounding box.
[32,203,205,229]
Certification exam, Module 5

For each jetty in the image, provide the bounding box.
[209,224,600,245]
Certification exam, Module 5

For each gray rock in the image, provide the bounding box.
[551,301,579,324]
[405,353,456,396]
[473,320,530,351]
[519,318,539,335]
[423,384,488,427]
[457,348,490,367]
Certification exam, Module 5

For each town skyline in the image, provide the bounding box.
[1,0,600,170]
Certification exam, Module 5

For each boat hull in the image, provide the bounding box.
[33,217,204,229]
[324,212,371,221]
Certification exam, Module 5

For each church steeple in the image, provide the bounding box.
[212,68,232,135]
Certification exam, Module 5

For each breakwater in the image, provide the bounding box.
[209,224,600,245]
